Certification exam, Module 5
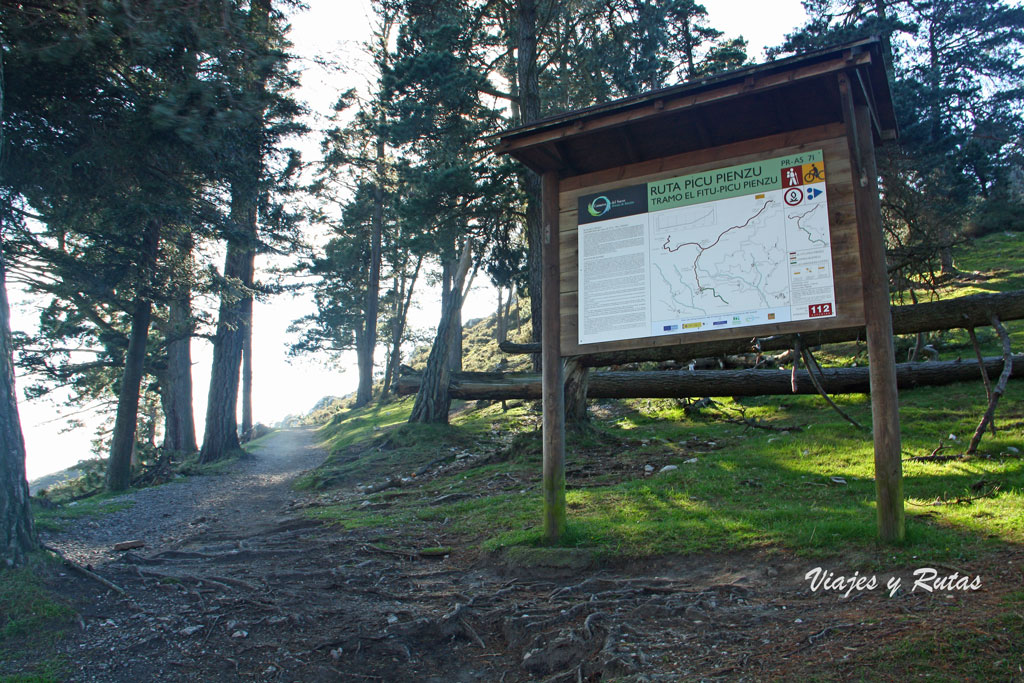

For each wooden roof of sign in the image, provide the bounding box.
[496,38,896,176]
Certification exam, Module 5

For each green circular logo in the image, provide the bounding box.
[587,196,611,217]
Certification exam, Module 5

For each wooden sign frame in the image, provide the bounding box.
[497,39,905,545]
[558,123,865,357]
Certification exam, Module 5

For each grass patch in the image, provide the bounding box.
[304,378,1023,567]
[175,448,250,477]
[298,397,533,490]
[0,555,73,681]
[30,494,132,533]
[300,233,1024,566]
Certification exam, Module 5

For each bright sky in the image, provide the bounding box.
[16,0,809,480]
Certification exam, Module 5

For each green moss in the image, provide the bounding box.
[0,556,73,681]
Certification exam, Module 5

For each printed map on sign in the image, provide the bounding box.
[650,164,830,323]
[576,150,836,345]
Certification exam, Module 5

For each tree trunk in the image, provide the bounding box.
[940,245,956,275]
[927,12,957,278]
[1,48,37,567]
[200,0,266,462]
[449,302,463,372]
[496,288,506,343]
[141,397,158,449]
[161,289,197,453]
[518,0,543,372]
[241,296,253,440]
[199,202,254,463]
[409,242,472,424]
[397,355,1023,401]
[380,302,401,403]
[872,0,896,81]
[564,356,589,425]
[1,247,37,567]
[524,178,542,372]
[380,256,421,403]
[106,220,160,491]
[506,292,516,332]
[354,319,372,408]
[357,137,386,409]
[355,315,373,407]
[682,15,696,79]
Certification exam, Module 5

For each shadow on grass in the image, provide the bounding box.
[302,380,1023,566]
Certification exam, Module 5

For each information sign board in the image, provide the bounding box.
[576,150,836,345]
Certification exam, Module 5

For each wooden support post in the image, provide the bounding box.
[541,170,566,543]
[840,72,905,542]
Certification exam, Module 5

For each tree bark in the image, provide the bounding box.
[496,287,506,343]
[449,301,463,372]
[380,256,421,402]
[409,242,472,424]
[200,0,266,462]
[1,46,38,566]
[356,137,386,409]
[872,0,896,81]
[240,296,253,440]
[161,286,197,453]
[354,317,372,406]
[966,317,1013,455]
[525,172,542,372]
[506,291,516,333]
[106,219,161,491]
[397,355,1022,401]
[681,14,696,79]
[563,356,589,425]
[1,247,37,567]
[199,197,254,463]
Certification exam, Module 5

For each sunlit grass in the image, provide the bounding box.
[303,232,1024,564]
[30,494,133,533]
[304,378,1023,566]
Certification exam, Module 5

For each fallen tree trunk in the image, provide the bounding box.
[397,355,1022,400]
[498,289,1024,368]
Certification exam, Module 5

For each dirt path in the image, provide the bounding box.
[47,429,328,569]
[41,428,1022,682]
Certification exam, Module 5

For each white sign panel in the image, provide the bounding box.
[578,150,836,345]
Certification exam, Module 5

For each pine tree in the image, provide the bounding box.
[2,1,244,489]
[776,0,1024,287]
[199,0,304,463]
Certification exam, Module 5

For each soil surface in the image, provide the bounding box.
[34,428,1024,681]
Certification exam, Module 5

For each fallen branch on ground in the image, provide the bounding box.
[41,543,127,597]
[967,316,1014,455]
[798,338,866,430]
[907,485,1001,506]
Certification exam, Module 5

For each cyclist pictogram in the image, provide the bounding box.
[803,163,825,183]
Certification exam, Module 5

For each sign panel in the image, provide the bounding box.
[577,150,836,345]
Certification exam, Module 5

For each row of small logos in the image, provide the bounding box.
[658,312,778,333]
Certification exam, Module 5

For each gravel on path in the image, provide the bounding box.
[44,428,327,568]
